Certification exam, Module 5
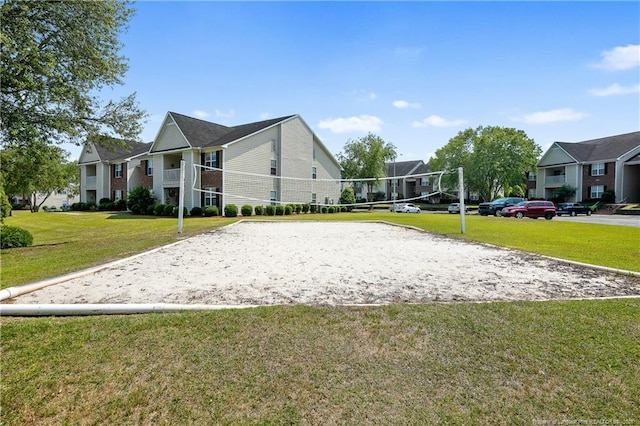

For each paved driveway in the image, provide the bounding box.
[553,214,640,227]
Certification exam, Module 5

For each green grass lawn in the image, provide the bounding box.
[2,210,639,424]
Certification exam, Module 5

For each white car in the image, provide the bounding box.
[390,203,421,213]
[447,203,468,214]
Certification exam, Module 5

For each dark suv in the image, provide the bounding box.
[478,197,525,216]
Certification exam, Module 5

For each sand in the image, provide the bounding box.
[11,221,640,305]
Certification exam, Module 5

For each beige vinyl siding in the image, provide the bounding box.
[223,126,280,207]
[154,119,190,152]
[538,145,574,167]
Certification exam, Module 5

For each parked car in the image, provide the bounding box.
[478,197,525,216]
[447,203,468,214]
[390,203,421,213]
[556,203,592,216]
[501,201,556,220]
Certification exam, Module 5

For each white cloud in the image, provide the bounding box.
[192,110,209,119]
[412,114,466,128]
[589,83,640,96]
[512,108,589,124]
[369,92,378,100]
[318,115,383,134]
[215,109,235,119]
[393,100,421,109]
[259,112,272,120]
[593,44,640,71]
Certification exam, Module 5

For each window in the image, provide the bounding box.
[270,191,277,206]
[312,167,317,179]
[528,172,537,181]
[204,152,219,168]
[204,187,218,207]
[114,163,123,178]
[114,190,123,201]
[590,185,604,199]
[591,163,605,176]
[420,177,428,186]
[528,188,536,199]
[311,193,317,203]
[270,159,277,176]
[146,159,153,176]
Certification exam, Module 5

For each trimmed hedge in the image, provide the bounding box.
[275,205,285,216]
[224,204,238,217]
[204,206,219,217]
[154,204,165,216]
[190,206,203,217]
[241,205,253,216]
[1,225,34,249]
[266,205,276,216]
[254,205,264,216]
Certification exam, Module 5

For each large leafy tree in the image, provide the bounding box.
[1,0,146,149]
[429,126,541,202]
[337,133,396,202]
[1,142,79,212]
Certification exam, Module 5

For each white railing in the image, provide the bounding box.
[85,176,96,188]
[163,168,180,183]
[545,175,566,184]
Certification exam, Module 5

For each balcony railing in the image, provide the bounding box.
[85,176,96,188]
[545,175,566,184]
[163,168,180,183]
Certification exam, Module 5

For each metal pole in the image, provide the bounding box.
[178,159,186,234]
[458,167,466,234]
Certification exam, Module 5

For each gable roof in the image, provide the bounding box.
[168,112,297,149]
[80,139,152,164]
[555,131,640,163]
[385,160,424,177]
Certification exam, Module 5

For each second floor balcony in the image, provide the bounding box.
[545,175,566,185]
[85,176,96,188]
[163,168,181,184]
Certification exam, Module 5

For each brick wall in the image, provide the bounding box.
[582,162,615,199]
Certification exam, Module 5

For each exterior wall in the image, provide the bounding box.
[582,162,615,200]
[224,126,280,207]
[622,164,640,202]
[98,162,110,202]
[154,120,190,152]
[538,145,573,167]
[140,159,154,189]
[110,163,127,200]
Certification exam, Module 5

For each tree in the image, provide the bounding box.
[1,142,79,212]
[126,186,156,215]
[556,184,577,202]
[429,126,541,202]
[0,183,11,221]
[337,134,396,202]
[1,0,146,149]
[339,186,356,211]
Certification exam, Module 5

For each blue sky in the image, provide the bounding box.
[69,1,639,163]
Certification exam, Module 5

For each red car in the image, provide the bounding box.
[501,201,556,220]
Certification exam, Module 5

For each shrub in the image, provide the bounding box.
[127,186,156,215]
[99,197,112,205]
[163,204,176,217]
[302,203,310,213]
[190,206,203,217]
[321,206,328,213]
[203,206,219,217]
[284,205,293,215]
[147,204,157,215]
[1,185,12,221]
[241,205,253,216]
[1,225,34,249]
[310,204,318,213]
[154,204,165,216]
[295,204,302,214]
[328,206,336,213]
[115,199,127,211]
[224,204,238,217]
[254,205,264,216]
[275,205,285,216]
[266,205,276,216]
[341,206,348,212]
[339,186,356,208]
[601,190,616,203]
[98,202,115,211]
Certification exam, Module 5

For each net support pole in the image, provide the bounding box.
[458,167,466,234]
[178,159,186,234]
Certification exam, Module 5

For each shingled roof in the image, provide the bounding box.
[556,131,640,163]
[92,139,152,162]
[168,112,297,148]
[385,160,424,177]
